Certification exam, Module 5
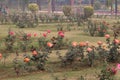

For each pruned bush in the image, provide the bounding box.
[84,6,94,19]
[28,3,39,13]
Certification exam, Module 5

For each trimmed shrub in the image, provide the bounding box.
[28,3,39,13]
[84,6,94,19]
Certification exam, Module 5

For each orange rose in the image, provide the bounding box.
[114,39,119,44]
[79,42,86,47]
[32,50,38,56]
[105,34,110,39]
[47,42,53,48]
[24,58,30,63]
[87,48,92,52]
[0,53,2,59]
[97,41,103,45]
[72,41,77,47]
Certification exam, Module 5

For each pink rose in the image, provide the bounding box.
[105,34,110,39]
[87,48,92,52]
[117,64,120,70]
[27,33,32,37]
[9,31,15,36]
[59,33,64,38]
[43,33,47,37]
[34,33,37,37]
[47,30,51,33]
[58,31,64,35]
[114,39,119,44]
[97,41,103,46]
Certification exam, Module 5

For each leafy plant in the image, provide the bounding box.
[4,29,16,52]
[13,51,25,76]
[106,39,120,62]
[15,13,39,28]
[94,1,101,10]
[17,31,32,52]
[87,20,97,36]
[86,47,95,67]
[97,21,108,37]
[30,50,49,70]
[98,62,116,80]
[87,20,109,37]
[57,41,86,67]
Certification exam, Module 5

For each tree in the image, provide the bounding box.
[70,0,74,12]
[0,0,4,8]
[94,1,101,10]
[48,0,51,13]
[37,0,41,10]
[91,0,94,7]
[106,0,118,17]
[51,0,55,12]
[115,0,118,17]
[22,0,29,12]
[48,0,56,13]
[106,0,114,15]
[17,0,20,10]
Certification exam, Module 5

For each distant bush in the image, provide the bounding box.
[84,6,94,19]
[28,3,39,13]
[62,5,72,17]
[12,13,39,28]
[94,1,101,10]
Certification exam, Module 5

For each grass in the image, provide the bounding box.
[2,68,99,80]
[0,20,120,80]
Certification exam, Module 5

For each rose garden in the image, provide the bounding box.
[0,0,120,80]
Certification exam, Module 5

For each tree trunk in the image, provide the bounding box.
[111,0,113,17]
[37,0,41,10]
[22,0,26,12]
[48,0,51,13]
[91,0,94,7]
[115,0,118,18]
[51,0,55,13]
[0,0,3,9]
[17,0,20,10]
[70,0,74,12]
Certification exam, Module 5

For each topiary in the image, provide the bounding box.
[28,3,39,13]
[84,6,94,19]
